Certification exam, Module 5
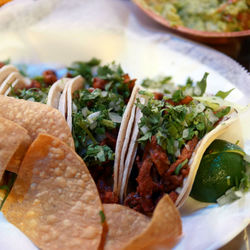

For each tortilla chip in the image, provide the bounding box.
[123,195,182,250]
[0,95,74,148]
[0,117,31,180]
[103,204,150,250]
[2,133,104,250]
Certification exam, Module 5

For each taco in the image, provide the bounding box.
[118,74,239,214]
[66,62,138,202]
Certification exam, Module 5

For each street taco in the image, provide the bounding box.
[119,74,239,214]
[67,62,138,202]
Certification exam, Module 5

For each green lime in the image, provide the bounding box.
[205,139,245,157]
[190,140,246,203]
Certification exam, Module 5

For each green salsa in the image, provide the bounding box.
[142,0,250,32]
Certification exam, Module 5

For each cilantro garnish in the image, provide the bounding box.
[99,210,106,224]
[195,72,208,96]
[10,87,49,103]
[67,58,101,85]
[72,88,125,165]
[85,144,114,165]
[136,87,230,162]
[215,88,234,99]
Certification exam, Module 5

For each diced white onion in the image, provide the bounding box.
[141,125,149,134]
[185,143,190,151]
[28,97,35,102]
[73,103,78,112]
[194,86,201,96]
[87,111,100,124]
[101,91,108,97]
[205,109,219,124]
[195,103,205,113]
[183,87,193,96]
[182,128,189,139]
[174,140,179,148]
[82,107,88,117]
[175,148,180,157]
[90,121,97,130]
[109,112,122,123]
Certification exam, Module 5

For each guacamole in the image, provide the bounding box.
[142,0,250,32]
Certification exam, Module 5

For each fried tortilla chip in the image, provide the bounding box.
[0,117,31,180]
[0,95,74,148]
[103,204,150,250]
[2,133,104,250]
[123,195,182,250]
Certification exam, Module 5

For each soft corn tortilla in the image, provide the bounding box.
[2,133,104,250]
[0,72,26,95]
[119,91,240,208]
[4,78,27,97]
[113,85,140,195]
[0,117,31,180]
[0,95,74,148]
[66,75,84,131]
[47,78,69,110]
[0,65,18,85]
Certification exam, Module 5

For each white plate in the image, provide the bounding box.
[0,0,249,249]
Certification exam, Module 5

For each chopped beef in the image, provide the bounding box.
[27,79,41,90]
[153,92,164,100]
[167,136,198,175]
[123,74,136,92]
[125,136,199,215]
[43,70,57,85]
[149,136,170,176]
[93,77,108,90]
[97,180,118,203]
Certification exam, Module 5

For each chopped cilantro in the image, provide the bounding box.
[141,76,172,89]
[99,210,106,224]
[175,159,188,175]
[10,87,49,103]
[195,72,208,97]
[215,107,231,118]
[136,89,230,162]
[67,58,100,85]
[85,144,114,165]
[215,88,234,99]
[72,88,126,165]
